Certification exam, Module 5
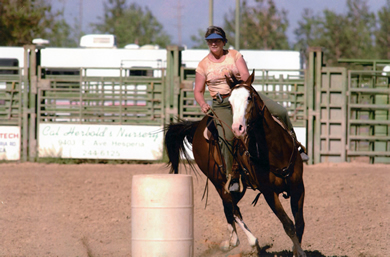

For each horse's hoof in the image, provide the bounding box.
[219,240,231,251]
[292,245,306,257]
[250,239,260,253]
[220,239,239,252]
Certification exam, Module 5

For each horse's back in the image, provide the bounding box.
[192,115,212,159]
[192,115,225,177]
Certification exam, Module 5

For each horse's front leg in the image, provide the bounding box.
[234,212,260,253]
[219,191,259,252]
[262,189,306,257]
[219,198,240,251]
[220,220,239,251]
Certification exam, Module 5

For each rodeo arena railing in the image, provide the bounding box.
[0,46,389,164]
[37,67,165,125]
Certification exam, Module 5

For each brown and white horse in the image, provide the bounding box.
[164,71,306,256]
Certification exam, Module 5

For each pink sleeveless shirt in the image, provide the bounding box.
[195,49,242,98]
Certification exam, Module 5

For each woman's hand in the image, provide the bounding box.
[201,103,210,113]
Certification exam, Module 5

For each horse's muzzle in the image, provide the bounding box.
[232,123,247,138]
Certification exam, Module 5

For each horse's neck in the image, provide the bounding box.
[254,97,286,137]
[263,108,286,134]
[255,105,293,166]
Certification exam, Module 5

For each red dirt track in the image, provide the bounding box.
[0,162,388,256]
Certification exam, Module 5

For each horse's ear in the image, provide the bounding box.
[225,75,235,89]
[245,69,255,85]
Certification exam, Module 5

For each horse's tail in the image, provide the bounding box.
[164,119,200,174]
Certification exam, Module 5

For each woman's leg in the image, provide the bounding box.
[212,98,234,181]
[258,92,293,131]
[258,92,309,161]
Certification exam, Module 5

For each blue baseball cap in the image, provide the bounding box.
[205,33,225,40]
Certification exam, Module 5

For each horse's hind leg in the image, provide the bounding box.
[262,190,306,257]
[290,180,305,244]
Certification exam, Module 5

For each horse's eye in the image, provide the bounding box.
[248,95,252,101]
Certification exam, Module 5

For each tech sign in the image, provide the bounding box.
[0,126,20,160]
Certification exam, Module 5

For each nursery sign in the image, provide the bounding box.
[38,124,163,160]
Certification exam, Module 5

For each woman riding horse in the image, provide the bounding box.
[194,26,308,192]
[165,70,307,256]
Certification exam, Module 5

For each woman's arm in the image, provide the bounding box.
[194,72,210,113]
[236,55,250,81]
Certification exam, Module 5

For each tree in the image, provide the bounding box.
[224,0,289,50]
[294,0,376,65]
[315,10,350,65]
[91,0,171,48]
[375,0,390,59]
[190,29,209,49]
[190,0,289,50]
[343,0,376,60]
[43,17,77,47]
[0,0,76,47]
[293,9,322,52]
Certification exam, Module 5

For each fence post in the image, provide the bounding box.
[23,45,38,162]
[306,47,323,164]
[22,47,28,161]
[165,45,184,125]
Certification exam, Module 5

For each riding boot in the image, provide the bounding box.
[219,137,241,193]
[290,129,309,162]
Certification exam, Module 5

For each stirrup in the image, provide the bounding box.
[224,174,243,193]
[224,174,232,193]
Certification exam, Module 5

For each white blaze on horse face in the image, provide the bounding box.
[229,87,250,138]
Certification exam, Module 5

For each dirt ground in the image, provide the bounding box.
[0,162,388,257]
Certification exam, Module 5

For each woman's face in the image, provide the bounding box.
[207,39,224,54]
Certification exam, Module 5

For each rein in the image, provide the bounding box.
[206,108,235,142]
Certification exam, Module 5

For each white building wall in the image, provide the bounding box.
[0,46,302,71]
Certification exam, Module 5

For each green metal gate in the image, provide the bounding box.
[307,48,390,164]
[37,68,165,126]
[307,48,348,163]
[345,64,390,163]
[0,67,23,126]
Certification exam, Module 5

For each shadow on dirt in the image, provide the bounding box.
[199,243,347,257]
[253,244,337,257]
[256,250,340,257]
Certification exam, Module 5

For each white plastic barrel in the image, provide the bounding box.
[131,174,194,257]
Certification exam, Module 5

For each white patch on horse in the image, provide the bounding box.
[229,87,250,137]
[234,215,258,248]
